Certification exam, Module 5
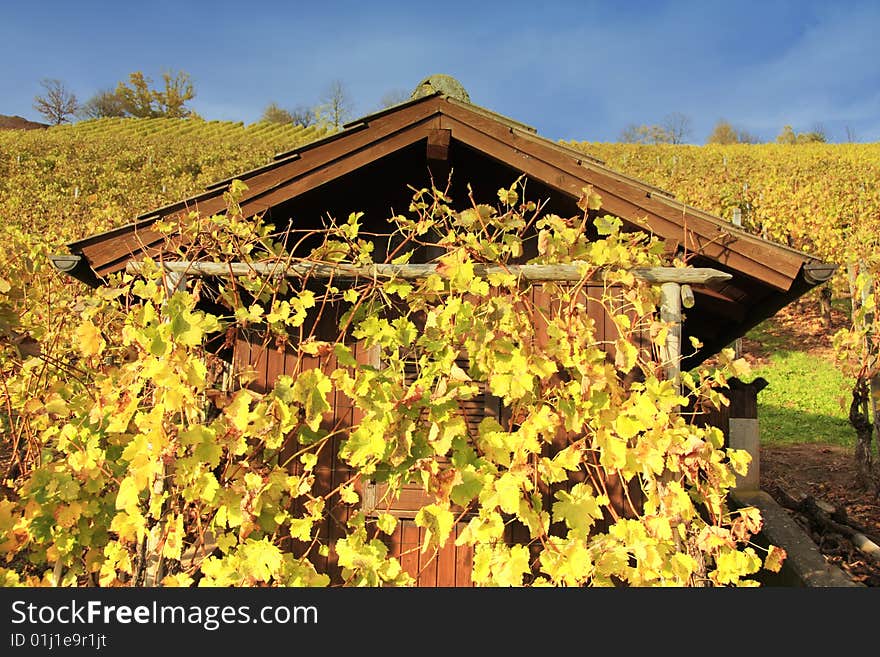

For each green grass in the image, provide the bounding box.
[746,350,853,446]
[735,300,856,447]
[740,316,790,353]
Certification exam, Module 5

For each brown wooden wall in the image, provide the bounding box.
[233,335,355,582]
[229,283,679,586]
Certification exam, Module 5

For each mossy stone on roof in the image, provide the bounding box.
[411,75,470,103]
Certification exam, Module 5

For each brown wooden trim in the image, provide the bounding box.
[78,100,447,272]
[91,120,440,277]
[72,93,830,304]
[235,121,436,215]
[437,105,806,291]
[203,153,303,192]
[443,98,815,272]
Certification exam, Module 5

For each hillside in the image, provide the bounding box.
[567,141,880,285]
[0,117,330,248]
[1,121,878,587]
[0,114,48,130]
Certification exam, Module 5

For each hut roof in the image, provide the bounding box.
[53,81,835,367]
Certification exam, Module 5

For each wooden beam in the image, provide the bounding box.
[126,259,733,285]
[427,129,451,162]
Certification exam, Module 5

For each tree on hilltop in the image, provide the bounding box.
[620,123,673,144]
[79,88,126,119]
[776,125,797,144]
[662,112,692,144]
[620,112,692,144]
[33,78,78,125]
[154,71,196,118]
[706,119,740,145]
[290,105,317,127]
[737,129,760,144]
[261,102,318,127]
[318,79,354,130]
[112,70,196,118]
[261,102,294,124]
[776,124,826,144]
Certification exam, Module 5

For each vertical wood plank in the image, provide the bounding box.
[399,521,420,582]
[232,335,249,386]
[266,343,283,391]
[417,527,438,586]
[531,284,551,351]
[248,338,269,393]
[436,530,457,587]
[454,523,473,587]
[586,283,605,347]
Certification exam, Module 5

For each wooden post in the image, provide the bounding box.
[657,279,708,583]
[659,281,682,394]
[165,270,186,295]
[142,271,188,586]
[728,379,767,491]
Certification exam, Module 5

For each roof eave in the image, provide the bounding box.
[49,254,102,287]
[682,262,837,369]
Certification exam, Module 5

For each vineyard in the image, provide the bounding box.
[1,117,326,241]
[1,116,879,587]
[568,141,880,296]
[0,117,329,365]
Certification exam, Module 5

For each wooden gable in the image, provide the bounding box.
[53,92,835,367]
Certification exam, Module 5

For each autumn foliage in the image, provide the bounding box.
[0,177,783,586]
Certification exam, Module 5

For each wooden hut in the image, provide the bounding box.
[52,76,835,585]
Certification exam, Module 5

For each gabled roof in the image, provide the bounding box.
[54,89,835,367]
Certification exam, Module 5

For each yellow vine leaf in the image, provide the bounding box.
[76,320,105,357]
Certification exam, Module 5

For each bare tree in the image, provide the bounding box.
[737,129,760,144]
[78,88,126,119]
[290,104,317,127]
[619,123,643,143]
[845,125,858,143]
[318,79,354,129]
[806,122,827,143]
[33,78,78,125]
[661,112,692,144]
[379,88,409,109]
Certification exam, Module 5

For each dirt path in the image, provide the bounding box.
[760,443,880,586]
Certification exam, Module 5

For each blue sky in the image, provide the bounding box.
[2,0,878,143]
